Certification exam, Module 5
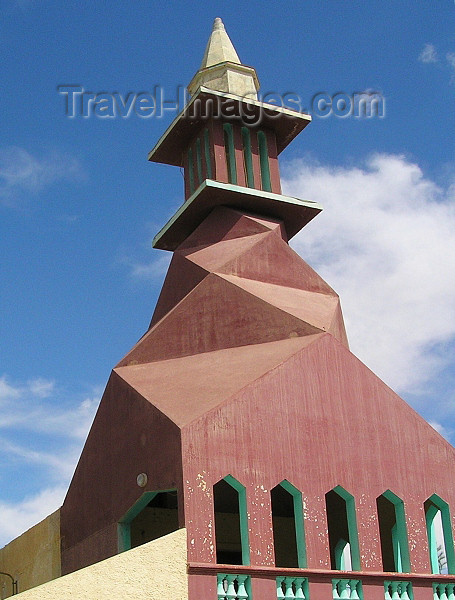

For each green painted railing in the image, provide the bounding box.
[217,573,250,600]
[384,580,413,599]
[332,578,363,599]
[433,583,455,599]
[276,576,308,599]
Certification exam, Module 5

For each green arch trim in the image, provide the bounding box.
[118,491,158,552]
[332,485,361,571]
[425,493,455,574]
[117,489,176,552]
[217,474,250,566]
[274,479,307,568]
[380,489,411,573]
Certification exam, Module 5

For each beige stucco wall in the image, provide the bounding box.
[13,528,188,600]
[0,510,61,598]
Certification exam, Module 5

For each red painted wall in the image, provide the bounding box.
[181,333,455,573]
[60,371,183,574]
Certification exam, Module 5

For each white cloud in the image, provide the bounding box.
[283,153,455,395]
[447,52,455,83]
[0,377,21,401]
[0,146,83,204]
[0,375,101,546]
[27,377,55,398]
[123,252,171,280]
[419,43,438,64]
[0,439,77,479]
[429,420,452,441]
[0,373,100,545]
[0,375,99,439]
[0,485,67,549]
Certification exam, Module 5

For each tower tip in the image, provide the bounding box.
[188,17,260,98]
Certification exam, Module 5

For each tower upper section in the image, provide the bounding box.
[148,18,321,251]
[187,17,260,99]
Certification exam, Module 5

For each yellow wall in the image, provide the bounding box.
[0,510,61,598]
[12,528,188,600]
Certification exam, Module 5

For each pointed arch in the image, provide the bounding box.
[118,489,179,552]
[425,494,455,574]
[376,490,410,572]
[271,479,307,568]
[213,475,250,565]
[325,486,360,571]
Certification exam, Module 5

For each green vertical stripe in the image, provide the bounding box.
[195,137,203,184]
[258,130,271,192]
[203,128,212,179]
[241,127,254,188]
[223,123,237,184]
[187,146,195,194]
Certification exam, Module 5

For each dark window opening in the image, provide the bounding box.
[377,494,400,571]
[271,484,299,567]
[214,478,245,565]
[129,490,179,549]
[326,489,352,570]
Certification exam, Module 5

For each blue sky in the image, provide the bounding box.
[1,0,454,546]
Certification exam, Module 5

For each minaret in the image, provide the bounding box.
[58,18,455,600]
[148,17,322,250]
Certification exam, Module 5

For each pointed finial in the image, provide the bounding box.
[199,17,241,69]
[188,18,259,98]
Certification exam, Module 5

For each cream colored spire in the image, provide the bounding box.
[199,17,241,68]
[187,18,260,99]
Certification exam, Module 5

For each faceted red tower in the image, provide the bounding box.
[60,18,455,600]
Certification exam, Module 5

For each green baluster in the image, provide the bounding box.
[349,580,361,600]
[385,582,392,600]
[236,575,249,600]
[447,583,455,600]
[401,582,411,600]
[390,581,400,600]
[284,577,295,600]
[217,575,227,600]
[294,578,305,600]
[438,584,448,600]
[277,577,285,600]
[225,575,237,600]
[333,579,341,600]
[339,579,350,599]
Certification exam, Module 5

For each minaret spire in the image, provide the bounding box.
[199,17,241,68]
[149,18,319,251]
[188,17,260,99]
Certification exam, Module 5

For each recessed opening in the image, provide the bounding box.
[376,490,410,573]
[425,496,453,574]
[128,490,179,549]
[271,483,299,568]
[325,489,353,570]
[214,477,248,565]
[377,494,401,571]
